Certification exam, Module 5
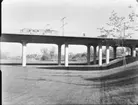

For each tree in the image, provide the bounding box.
[98,7,137,39]
[49,47,56,60]
[69,52,74,61]
[97,6,138,65]
[20,28,58,35]
[40,48,50,61]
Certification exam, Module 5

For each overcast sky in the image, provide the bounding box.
[1,0,138,56]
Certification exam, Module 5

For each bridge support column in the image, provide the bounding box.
[58,44,62,65]
[65,43,69,67]
[132,46,136,57]
[93,45,97,65]
[22,42,27,67]
[87,45,91,65]
[113,46,117,59]
[98,45,102,66]
[106,45,110,64]
[131,47,133,56]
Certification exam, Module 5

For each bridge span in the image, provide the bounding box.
[1,33,138,67]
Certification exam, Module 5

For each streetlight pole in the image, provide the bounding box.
[61,17,67,36]
[136,0,138,25]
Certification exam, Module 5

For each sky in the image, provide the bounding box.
[1,0,138,56]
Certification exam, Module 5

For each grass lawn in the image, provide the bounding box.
[2,61,138,105]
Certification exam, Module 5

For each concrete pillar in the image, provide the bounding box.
[132,46,136,57]
[131,47,133,56]
[65,43,69,67]
[106,45,110,64]
[123,47,126,57]
[93,45,97,64]
[22,42,27,67]
[58,44,62,65]
[87,45,91,65]
[98,45,102,66]
[113,46,117,59]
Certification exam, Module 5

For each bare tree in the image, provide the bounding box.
[98,7,137,39]
[49,47,56,60]
[40,48,50,60]
[97,6,138,65]
[99,8,137,53]
[20,25,58,35]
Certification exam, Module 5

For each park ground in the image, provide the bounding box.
[2,61,138,105]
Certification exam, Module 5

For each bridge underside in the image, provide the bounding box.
[1,33,138,67]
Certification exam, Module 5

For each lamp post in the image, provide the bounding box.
[61,17,67,36]
[136,0,138,22]
[135,0,138,39]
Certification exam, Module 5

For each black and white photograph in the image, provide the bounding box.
[1,0,138,104]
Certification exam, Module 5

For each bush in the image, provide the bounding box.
[41,55,50,61]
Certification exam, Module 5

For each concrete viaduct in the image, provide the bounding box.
[1,33,138,67]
